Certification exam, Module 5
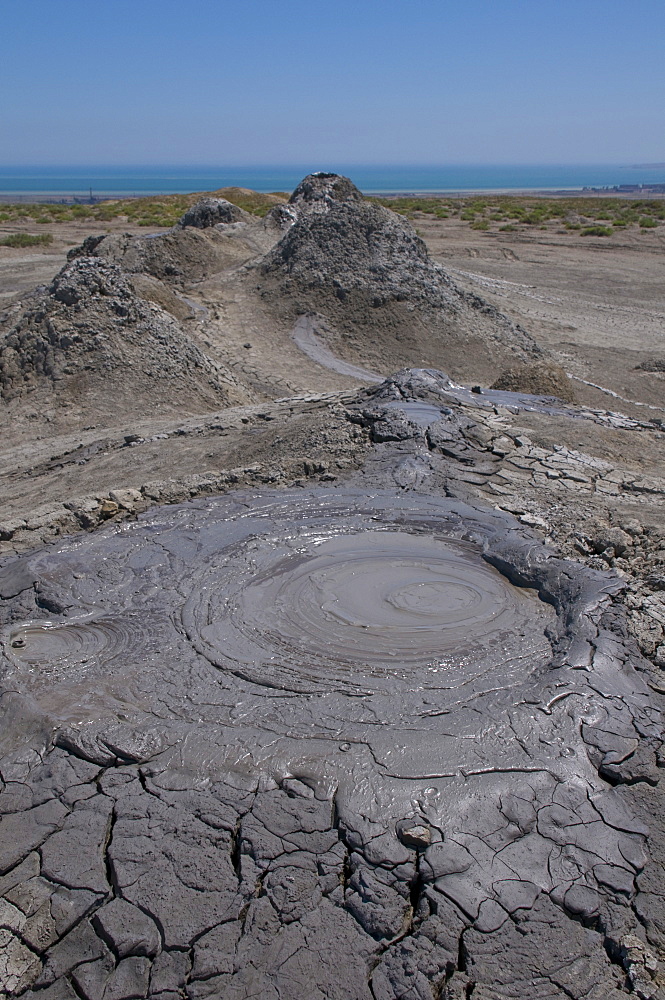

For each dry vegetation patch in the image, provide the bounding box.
[374,194,665,237]
[0,187,289,230]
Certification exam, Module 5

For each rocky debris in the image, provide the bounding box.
[0,392,369,555]
[618,934,661,999]
[177,197,252,228]
[0,256,250,422]
[491,359,576,402]
[255,173,543,384]
[477,435,665,507]
[638,358,665,373]
[0,455,360,555]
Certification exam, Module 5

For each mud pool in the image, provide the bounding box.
[0,484,661,998]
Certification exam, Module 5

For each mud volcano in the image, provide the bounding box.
[256,172,542,384]
[1,486,660,999]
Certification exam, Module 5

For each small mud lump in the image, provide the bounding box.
[177,197,251,228]
[490,360,576,402]
[289,171,364,212]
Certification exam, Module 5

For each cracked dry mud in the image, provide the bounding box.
[1,175,665,1000]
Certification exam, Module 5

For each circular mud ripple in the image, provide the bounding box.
[182,502,554,694]
[7,611,165,668]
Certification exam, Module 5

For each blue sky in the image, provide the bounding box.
[1,0,663,165]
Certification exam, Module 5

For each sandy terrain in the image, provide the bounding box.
[420,215,665,415]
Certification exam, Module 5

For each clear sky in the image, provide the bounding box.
[1,0,663,166]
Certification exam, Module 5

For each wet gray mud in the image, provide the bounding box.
[292,316,384,384]
[1,468,663,998]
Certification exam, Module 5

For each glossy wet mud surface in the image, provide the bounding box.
[1,484,661,999]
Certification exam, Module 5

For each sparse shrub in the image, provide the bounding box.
[69,205,94,218]
[639,217,657,228]
[137,216,174,228]
[0,188,288,229]
[470,220,489,230]
[0,232,53,247]
[581,225,612,237]
[499,224,517,232]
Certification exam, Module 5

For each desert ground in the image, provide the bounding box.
[0,197,663,518]
[0,177,664,1000]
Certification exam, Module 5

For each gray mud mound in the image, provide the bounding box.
[68,220,267,286]
[0,487,662,998]
[289,169,365,212]
[256,172,542,383]
[177,196,253,229]
[0,256,251,429]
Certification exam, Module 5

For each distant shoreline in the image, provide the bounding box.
[2,164,665,203]
[2,186,665,204]
[370,188,665,200]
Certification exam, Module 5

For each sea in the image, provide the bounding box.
[1,164,665,199]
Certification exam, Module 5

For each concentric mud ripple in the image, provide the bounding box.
[182,499,554,694]
[6,610,166,669]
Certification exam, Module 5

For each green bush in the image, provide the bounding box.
[0,232,53,247]
[470,220,489,230]
[581,225,612,237]
[639,217,657,228]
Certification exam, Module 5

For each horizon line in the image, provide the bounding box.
[0,161,651,170]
